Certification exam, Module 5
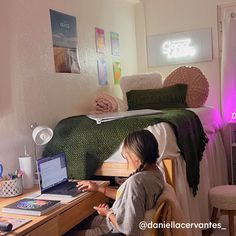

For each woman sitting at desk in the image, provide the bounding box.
[76,129,164,236]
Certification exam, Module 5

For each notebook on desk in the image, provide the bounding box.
[36,152,82,198]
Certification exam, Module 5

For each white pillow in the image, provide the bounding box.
[120,72,163,110]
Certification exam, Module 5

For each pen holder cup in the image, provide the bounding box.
[0,178,23,197]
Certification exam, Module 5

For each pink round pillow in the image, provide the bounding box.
[163,66,209,108]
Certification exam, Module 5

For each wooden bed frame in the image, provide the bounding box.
[95,158,175,188]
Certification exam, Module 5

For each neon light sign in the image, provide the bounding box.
[162,38,196,59]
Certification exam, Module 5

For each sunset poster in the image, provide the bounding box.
[50,9,80,73]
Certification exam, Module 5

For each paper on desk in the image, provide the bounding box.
[35,192,90,203]
[24,191,90,204]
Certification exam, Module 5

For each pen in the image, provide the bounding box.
[8,174,13,180]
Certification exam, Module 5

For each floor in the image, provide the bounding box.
[203,216,235,236]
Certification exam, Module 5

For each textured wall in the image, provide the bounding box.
[0,0,138,173]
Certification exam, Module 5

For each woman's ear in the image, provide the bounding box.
[135,157,142,165]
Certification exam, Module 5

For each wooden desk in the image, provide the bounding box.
[0,182,109,236]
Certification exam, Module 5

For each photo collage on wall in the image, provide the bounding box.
[95,28,121,85]
[50,9,80,74]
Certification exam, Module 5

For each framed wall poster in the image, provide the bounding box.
[95,28,105,53]
[97,59,108,85]
[110,32,119,56]
[113,62,121,84]
[50,9,80,73]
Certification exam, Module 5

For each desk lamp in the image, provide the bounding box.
[30,123,53,181]
[30,123,53,159]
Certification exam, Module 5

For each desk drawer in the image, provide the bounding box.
[59,192,107,234]
[25,217,59,236]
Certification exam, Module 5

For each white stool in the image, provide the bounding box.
[209,185,236,236]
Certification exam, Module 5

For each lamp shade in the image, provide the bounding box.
[32,126,53,145]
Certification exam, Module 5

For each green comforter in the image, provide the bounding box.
[43,109,208,196]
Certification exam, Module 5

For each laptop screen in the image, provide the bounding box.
[37,152,68,192]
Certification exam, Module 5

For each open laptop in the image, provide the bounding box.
[37,152,82,198]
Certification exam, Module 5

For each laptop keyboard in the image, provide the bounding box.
[46,182,81,196]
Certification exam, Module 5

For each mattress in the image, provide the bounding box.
[187,106,223,134]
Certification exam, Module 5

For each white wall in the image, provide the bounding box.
[136,0,236,109]
[0,0,138,173]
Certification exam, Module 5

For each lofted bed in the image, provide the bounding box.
[43,67,228,236]
[94,106,228,236]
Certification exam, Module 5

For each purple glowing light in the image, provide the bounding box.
[232,112,236,120]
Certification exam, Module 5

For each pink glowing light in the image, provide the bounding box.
[232,112,236,120]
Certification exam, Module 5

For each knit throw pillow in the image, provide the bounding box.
[163,66,209,108]
[127,84,187,110]
[120,72,163,110]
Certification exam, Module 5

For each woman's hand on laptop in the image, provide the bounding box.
[76,181,98,192]
[77,181,114,198]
